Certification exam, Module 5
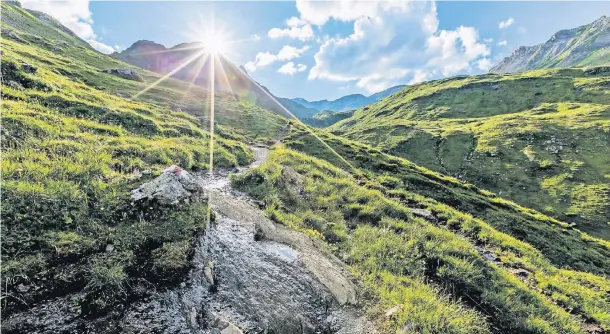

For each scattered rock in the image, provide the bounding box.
[474,246,500,263]
[399,323,418,334]
[509,268,530,277]
[7,80,24,90]
[1,28,21,40]
[491,84,500,90]
[281,165,304,194]
[20,62,37,74]
[408,208,436,221]
[103,68,143,81]
[105,244,115,253]
[115,90,132,98]
[384,305,402,318]
[581,322,604,334]
[584,67,610,75]
[130,165,204,205]
[203,261,215,287]
[220,322,243,334]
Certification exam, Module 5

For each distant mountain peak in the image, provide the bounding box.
[490,15,610,73]
[291,85,406,112]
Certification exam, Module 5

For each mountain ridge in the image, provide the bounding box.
[490,15,610,73]
[291,84,406,112]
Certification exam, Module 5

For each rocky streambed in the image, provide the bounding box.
[5,147,376,333]
[122,147,376,333]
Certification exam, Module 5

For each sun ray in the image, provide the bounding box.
[221,60,359,174]
[127,44,205,56]
[213,55,237,100]
[132,49,206,100]
[180,52,211,102]
[205,50,216,229]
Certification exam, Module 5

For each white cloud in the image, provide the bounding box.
[499,17,515,29]
[497,40,508,46]
[286,16,306,27]
[87,39,115,54]
[518,27,527,34]
[268,24,314,41]
[484,38,494,43]
[278,62,308,75]
[251,34,261,41]
[244,45,310,73]
[306,1,490,92]
[21,0,116,54]
[477,58,493,71]
[277,45,310,60]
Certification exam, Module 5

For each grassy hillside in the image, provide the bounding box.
[233,142,610,333]
[1,1,287,322]
[330,69,610,239]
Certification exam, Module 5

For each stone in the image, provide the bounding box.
[130,165,204,205]
[384,305,401,318]
[103,68,143,81]
[281,166,304,194]
[584,67,610,75]
[220,322,243,334]
[509,268,530,277]
[115,90,132,98]
[408,208,436,221]
[105,244,115,252]
[20,62,37,73]
[1,28,21,40]
[7,80,24,90]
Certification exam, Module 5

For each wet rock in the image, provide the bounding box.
[20,62,38,74]
[131,165,204,205]
[103,68,143,81]
[220,322,243,334]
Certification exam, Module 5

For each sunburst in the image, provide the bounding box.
[128,9,357,228]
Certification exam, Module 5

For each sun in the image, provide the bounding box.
[203,31,228,55]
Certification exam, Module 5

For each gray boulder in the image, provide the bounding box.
[131,166,204,205]
[103,68,143,81]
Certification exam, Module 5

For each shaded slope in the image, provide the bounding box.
[0,1,288,327]
[491,16,610,73]
[331,68,610,239]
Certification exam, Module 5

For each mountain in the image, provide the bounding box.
[490,16,610,73]
[292,85,406,112]
[112,40,293,119]
[3,2,610,333]
[330,67,610,240]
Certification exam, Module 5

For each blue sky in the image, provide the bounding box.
[20,1,610,100]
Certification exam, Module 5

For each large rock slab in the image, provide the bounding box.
[131,166,204,205]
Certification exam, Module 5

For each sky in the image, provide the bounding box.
[19,1,610,100]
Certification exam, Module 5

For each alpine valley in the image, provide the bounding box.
[2,2,610,334]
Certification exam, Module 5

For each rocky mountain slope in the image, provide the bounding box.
[330,68,610,240]
[3,2,610,333]
[490,16,610,73]
[293,85,406,112]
